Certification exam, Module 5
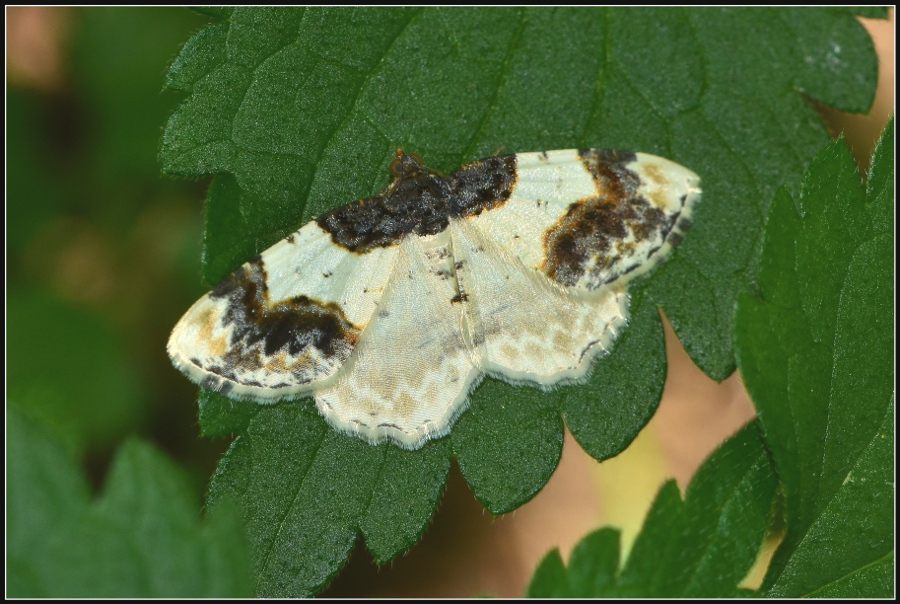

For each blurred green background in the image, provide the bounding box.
[7,7,224,489]
[6,7,894,598]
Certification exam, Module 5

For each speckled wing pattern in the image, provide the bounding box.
[168,149,700,449]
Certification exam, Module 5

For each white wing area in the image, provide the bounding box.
[314,230,480,447]
[477,150,700,291]
[312,218,629,449]
[450,218,628,386]
[167,222,397,401]
[262,221,397,327]
[469,150,596,271]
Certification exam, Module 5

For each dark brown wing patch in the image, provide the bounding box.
[541,150,672,288]
[316,150,517,253]
[205,256,359,385]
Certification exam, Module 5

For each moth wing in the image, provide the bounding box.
[450,217,628,385]
[458,149,700,291]
[167,220,397,401]
[314,230,480,449]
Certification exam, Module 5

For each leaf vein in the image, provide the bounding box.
[797,542,893,597]
[682,453,769,595]
[459,7,527,161]
[321,10,421,154]
[259,429,329,576]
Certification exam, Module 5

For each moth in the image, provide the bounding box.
[168,148,700,449]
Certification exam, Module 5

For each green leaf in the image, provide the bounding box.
[527,549,573,598]
[206,404,451,596]
[525,423,777,597]
[161,7,881,377]
[160,8,883,596]
[562,289,667,461]
[452,376,564,514]
[567,527,621,595]
[734,119,894,597]
[7,407,255,598]
[198,389,260,437]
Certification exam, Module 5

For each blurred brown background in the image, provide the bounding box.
[6,7,893,598]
